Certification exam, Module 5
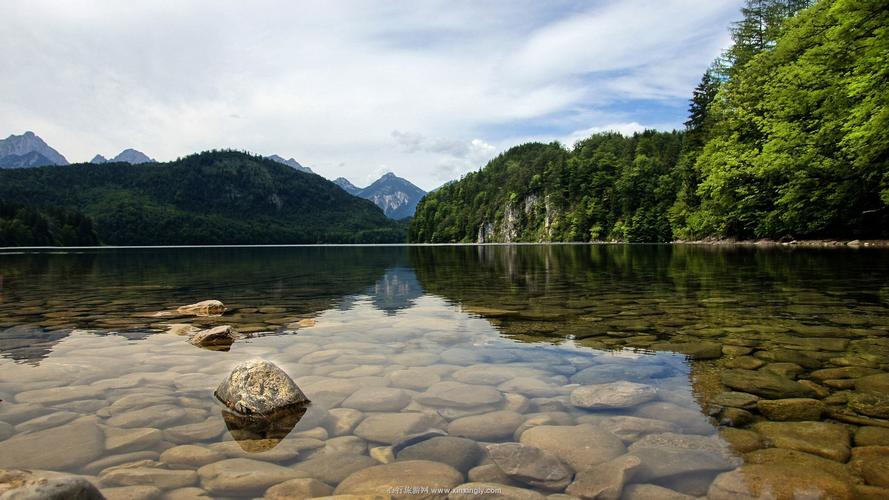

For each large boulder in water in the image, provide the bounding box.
[215,359,309,415]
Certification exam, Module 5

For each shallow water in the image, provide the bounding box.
[0,245,888,498]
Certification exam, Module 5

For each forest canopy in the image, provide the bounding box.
[410,0,888,243]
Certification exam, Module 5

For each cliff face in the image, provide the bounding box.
[475,193,560,243]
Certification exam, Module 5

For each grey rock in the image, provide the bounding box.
[214,359,309,415]
[566,454,640,500]
[291,452,377,485]
[398,437,482,473]
[485,443,572,491]
[449,410,525,442]
[569,381,657,410]
[197,458,303,495]
[416,381,504,408]
[519,425,626,472]
[341,387,411,412]
[0,469,102,500]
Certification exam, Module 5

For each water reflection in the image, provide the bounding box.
[0,245,888,497]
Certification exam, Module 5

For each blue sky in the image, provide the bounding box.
[1,0,744,190]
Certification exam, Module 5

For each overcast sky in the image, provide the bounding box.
[1,0,743,190]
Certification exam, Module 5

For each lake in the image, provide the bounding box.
[1,245,888,499]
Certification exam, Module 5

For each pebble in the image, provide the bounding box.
[197,458,305,495]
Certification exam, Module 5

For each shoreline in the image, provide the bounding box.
[2,239,889,250]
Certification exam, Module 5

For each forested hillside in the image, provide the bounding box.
[410,0,888,243]
[0,151,405,245]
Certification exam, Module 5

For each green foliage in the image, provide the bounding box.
[410,132,683,243]
[0,150,404,245]
[412,0,887,243]
[0,200,98,246]
[692,0,889,238]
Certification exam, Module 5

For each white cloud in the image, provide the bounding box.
[0,0,742,190]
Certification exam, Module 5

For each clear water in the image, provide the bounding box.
[0,245,887,498]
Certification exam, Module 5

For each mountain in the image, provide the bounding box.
[0,151,57,169]
[0,150,405,245]
[0,131,68,167]
[111,149,154,164]
[335,173,427,219]
[90,154,108,164]
[334,177,361,195]
[265,154,313,174]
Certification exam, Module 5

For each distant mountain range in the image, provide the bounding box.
[0,131,428,219]
[335,173,427,219]
[0,131,68,167]
[265,155,314,174]
[91,148,156,164]
[0,151,404,245]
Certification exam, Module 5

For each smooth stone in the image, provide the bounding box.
[341,387,411,412]
[754,349,821,369]
[391,430,449,455]
[398,437,482,474]
[620,484,695,500]
[0,417,104,470]
[519,425,626,472]
[497,378,563,398]
[0,422,11,442]
[105,427,163,453]
[856,426,889,446]
[215,359,309,414]
[370,446,395,464]
[848,392,889,419]
[163,324,196,336]
[719,407,754,427]
[100,467,198,490]
[107,406,187,429]
[388,369,441,390]
[334,460,463,497]
[847,447,889,486]
[719,428,763,453]
[856,373,889,394]
[514,413,575,441]
[0,469,103,500]
[565,454,640,500]
[707,464,854,500]
[176,300,225,316]
[720,369,814,399]
[631,402,715,435]
[485,443,572,491]
[752,421,851,462]
[756,398,825,421]
[448,482,545,499]
[761,362,804,379]
[744,448,856,484]
[312,436,368,458]
[590,416,678,442]
[163,417,226,443]
[102,485,163,500]
[159,445,224,468]
[14,385,103,405]
[416,382,504,408]
[468,464,519,486]
[325,408,365,437]
[13,411,79,434]
[197,458,305,496]
[451,365,546,385]
[724,356,765,370]
[569,382,657,410]
[264,478,333,499]
[650,341,723,360]
[291,452,378,485]
[84,452,161,475]
[158,487,211,499]
[627,433,737,484]
[811,366,882,380]
[108,394,177,414]
[188,325,234,348]
[569,364,669,385]
[353,413,441,444]
[711,391,759,410]
[449,411,525,442]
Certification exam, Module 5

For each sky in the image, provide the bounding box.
[1,0,744,190]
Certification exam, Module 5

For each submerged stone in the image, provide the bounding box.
[569,381,657,410]
[720,369,814,399]
[0,469,103,500]
[485,442,572,491]
[708,464,855,500]
[189,325,235,349]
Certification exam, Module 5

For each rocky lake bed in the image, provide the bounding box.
[0,245,888,499]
